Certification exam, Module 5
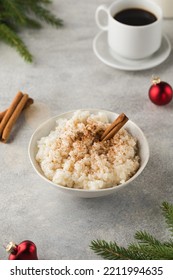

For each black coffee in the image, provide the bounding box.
[114,8,157,26]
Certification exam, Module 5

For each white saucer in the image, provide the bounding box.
[93,31,171,71]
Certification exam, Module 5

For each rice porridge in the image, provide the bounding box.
[36,110,140,190]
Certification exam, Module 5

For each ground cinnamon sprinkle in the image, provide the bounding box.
[36,110,140,190]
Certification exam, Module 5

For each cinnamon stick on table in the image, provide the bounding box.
[101,113,128,141]
[2,94,29,142]
[0,97,33,122]
[0,91,23,136]
[0,110,6,122]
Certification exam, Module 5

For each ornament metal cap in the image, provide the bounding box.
[6,241,17,253]
[152,76,161,85]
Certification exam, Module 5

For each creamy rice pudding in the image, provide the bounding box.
[36,110,140,190]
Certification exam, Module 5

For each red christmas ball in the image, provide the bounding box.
[6,240,38,260]
[149,77,173,106]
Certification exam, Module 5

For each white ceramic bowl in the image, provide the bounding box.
[28,109,149,198]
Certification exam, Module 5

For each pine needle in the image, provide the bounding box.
[90,201,173,260]
[161,201,173,236]
[0,24,33,62]
[134,230,163,246]
[90,240,131,260]
[0,0,63,62]
[28,3,63,27]
[2,0,27,25]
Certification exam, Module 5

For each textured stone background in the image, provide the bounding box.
[0,0,173,260]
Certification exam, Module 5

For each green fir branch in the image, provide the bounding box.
[161,201,173,236]
[24,17,42,29]
[143,244,173,260]
[163,239,173,248]
[127,243,153,260]
[128,242,173,260]
[0,0,63,62]
[0,23,32,62]
[28,3,63,27]
[90,240,143,260]
[134,230,163,246]
[90,202,173,260]
[1,0,27,25]
[90,240,130,260]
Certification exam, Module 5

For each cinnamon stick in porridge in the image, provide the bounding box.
[101,113,128,141]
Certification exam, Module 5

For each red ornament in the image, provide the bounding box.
[148,77,173,105]
[6,240,38,260]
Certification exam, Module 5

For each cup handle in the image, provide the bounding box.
[95,5,109,31]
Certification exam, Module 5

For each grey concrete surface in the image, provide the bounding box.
[0,0,173,260]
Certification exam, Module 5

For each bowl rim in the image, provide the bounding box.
[28,108,150,193]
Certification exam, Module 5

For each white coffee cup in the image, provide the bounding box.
[95,0,163,60]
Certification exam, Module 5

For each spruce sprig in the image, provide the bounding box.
[0,0,63,62]
[161,201,173,236]
[0,23,33,62]
[26,2,63,27]
[90,202,173,260]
